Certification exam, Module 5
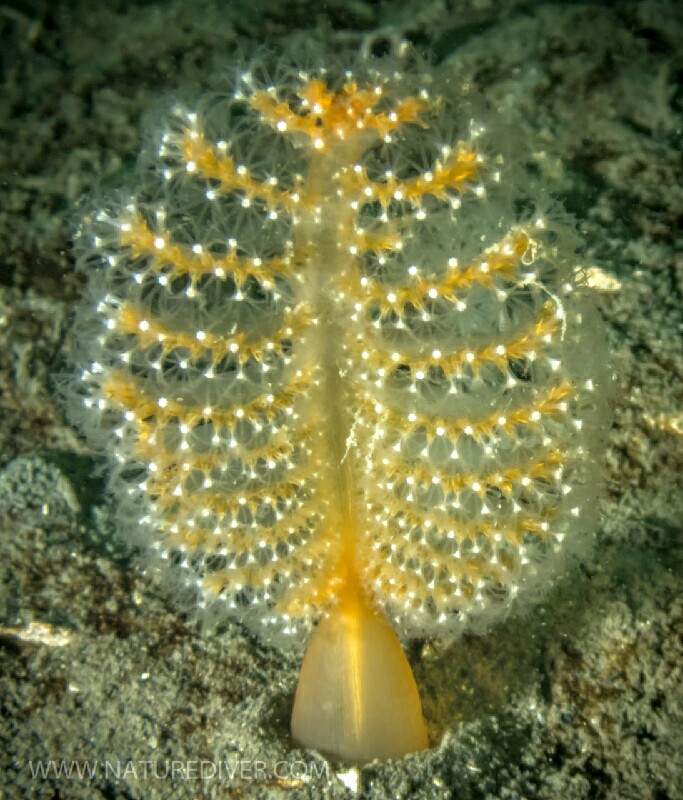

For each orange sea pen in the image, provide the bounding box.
[67,55,610,763]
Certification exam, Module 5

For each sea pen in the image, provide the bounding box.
[67,54,610,763]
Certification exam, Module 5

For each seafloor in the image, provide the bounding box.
[0,1,681,798]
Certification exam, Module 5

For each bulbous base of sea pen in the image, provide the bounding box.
[291,586,428,763]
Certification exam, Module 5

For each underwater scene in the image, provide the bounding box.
[0,1,681,798]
